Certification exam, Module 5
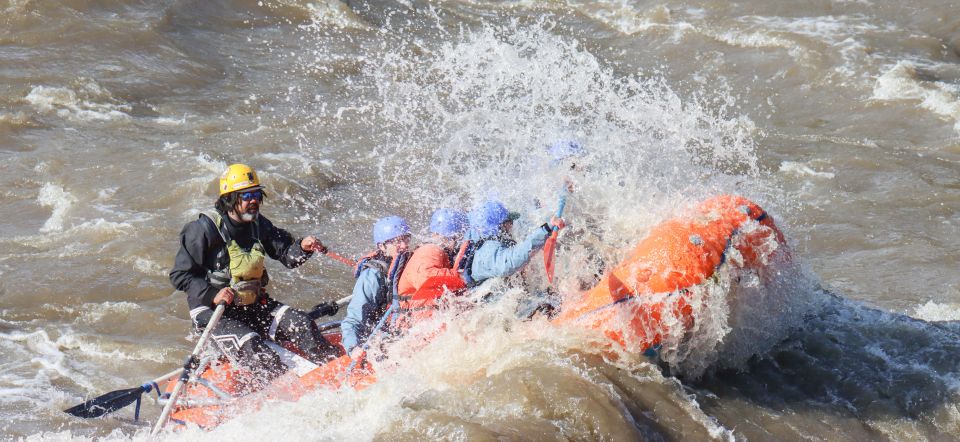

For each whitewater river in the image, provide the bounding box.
[1,0,959,440]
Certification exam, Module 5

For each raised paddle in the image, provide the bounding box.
[543,193,568,284]
[63,368,183,419]
[151,301,227,435]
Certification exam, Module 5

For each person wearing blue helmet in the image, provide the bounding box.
[341,216,412,356]
[397,208,468,298]
[457,200,564,287]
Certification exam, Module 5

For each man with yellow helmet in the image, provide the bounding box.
[170,164,341,382]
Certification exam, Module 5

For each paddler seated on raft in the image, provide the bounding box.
[169,163,342,384]
[458,200,565,290]
[341,216,412,359]
[395,208,469,317]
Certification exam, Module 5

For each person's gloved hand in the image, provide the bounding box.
[307,301,339,320]
[549,216,566,231]
[300,235,325,253]
[213,287,236,306]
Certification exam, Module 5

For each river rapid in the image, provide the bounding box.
[1,0,959,440]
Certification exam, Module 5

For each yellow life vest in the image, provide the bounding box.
[202,211,267,305]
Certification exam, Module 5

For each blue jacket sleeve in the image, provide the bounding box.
[471,225,551,283]
[340,268,384,353]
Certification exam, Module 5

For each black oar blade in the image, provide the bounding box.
[64,386,145,418]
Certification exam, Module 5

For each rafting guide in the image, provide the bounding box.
[169,163,343,383]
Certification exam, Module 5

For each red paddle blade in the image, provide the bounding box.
[543,230,559,283]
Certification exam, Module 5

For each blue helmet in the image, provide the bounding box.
[373,216,410,244]
[547,139,585,164]
[469,200,515,238]
[429,208,468,237]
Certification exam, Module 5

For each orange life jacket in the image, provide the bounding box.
[395,244,466,327]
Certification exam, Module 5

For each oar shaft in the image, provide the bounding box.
[151,302,226,435]
[151,368,184,386]
[336,295,352,306]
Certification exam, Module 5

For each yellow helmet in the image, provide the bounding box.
[219,163,263,196]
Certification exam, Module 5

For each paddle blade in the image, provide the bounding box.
[64,386,145,418]
[543,230,559,284]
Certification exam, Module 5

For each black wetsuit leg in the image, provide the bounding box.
[263,299,344,364]
[193,307,286,383]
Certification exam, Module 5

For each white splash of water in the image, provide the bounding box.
[354,24,761,227]
[300,20,806,379]
[36,183,77,233]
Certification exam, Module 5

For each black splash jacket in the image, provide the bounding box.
[169,212,313,311]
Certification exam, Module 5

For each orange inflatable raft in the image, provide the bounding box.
[553,194,786,353]
[159,194,784,430]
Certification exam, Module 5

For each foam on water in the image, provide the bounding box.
[779,160,836,179]
[300,0,374,31]
[873,61,960,135]
[24,80,131,123]
[567,2,680,36]
[0,329,98,398]
[0,111,37,132]
[738,13,893,72]
[130,257,167,277]
[913,300,960,322]
[37,183,77,233]
[154,115,186,126]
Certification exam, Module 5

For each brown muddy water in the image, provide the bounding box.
[1,0,959,440]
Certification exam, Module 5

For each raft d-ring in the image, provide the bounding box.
[689,234,704,246]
